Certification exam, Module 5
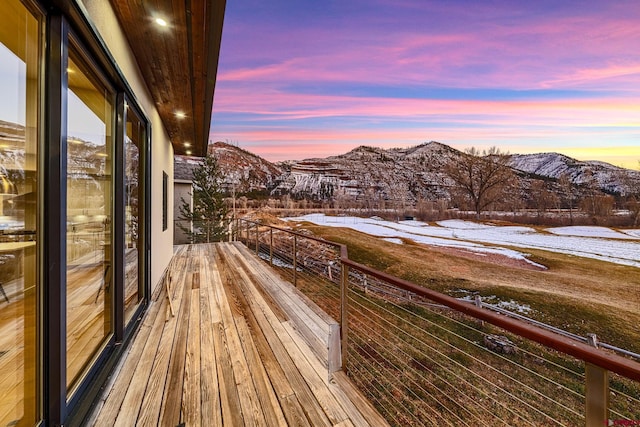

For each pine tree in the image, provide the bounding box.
[178,154,229,243]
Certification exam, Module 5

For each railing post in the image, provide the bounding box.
[293,235,297,287]
[269,228,273,266]
[234,218,238,241]
[255,223,259,255]
[475,295,484,326]
[585,334,609,427]
[340,262,349,371]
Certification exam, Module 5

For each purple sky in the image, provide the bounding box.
[210,0,640,168]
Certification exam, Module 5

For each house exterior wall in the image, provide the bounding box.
[78,0,174,291]
[0,1,222,424]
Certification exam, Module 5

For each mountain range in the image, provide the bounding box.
[174,141,640,204]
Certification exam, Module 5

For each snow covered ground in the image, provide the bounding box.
[285,214,640,268]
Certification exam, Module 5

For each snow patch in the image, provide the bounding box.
[382,237,404,245]
[285,214,640,268]
[547,226,637,240]
[622,229,640,238]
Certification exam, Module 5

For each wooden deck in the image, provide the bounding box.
[87,242,388,426]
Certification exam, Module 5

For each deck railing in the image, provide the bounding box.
[236,218,640,427]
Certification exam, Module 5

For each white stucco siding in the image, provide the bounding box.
[77,0,175,292]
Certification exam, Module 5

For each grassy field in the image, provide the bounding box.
[298,221,640,354]
[248,216,640,424]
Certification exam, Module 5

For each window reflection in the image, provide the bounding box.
[66,49,113,391]
[124,107,143,323]
[0,0,41,424]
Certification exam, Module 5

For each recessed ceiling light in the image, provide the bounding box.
[185,150,192,155]
[184,142,191,147]
[175,111,186,119]
[155,18,167,27]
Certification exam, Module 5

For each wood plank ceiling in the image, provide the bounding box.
[108,0,226,157]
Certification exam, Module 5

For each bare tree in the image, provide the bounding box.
[530,180,559,217]
[444,147,517,219]
[615,162,640,226]
[580,169,600,216]
[558,173,576,224]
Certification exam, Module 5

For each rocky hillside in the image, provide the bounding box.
[508,153,640,195]
[175,141,284,194]
[175,140,640,203]
[272,142,457,202]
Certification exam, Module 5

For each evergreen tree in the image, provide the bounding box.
[178,154,229,243]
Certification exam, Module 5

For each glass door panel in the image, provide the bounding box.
[0,0,41,425]
[124,106,144,323]
[66,48,114,390]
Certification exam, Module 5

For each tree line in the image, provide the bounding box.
[179,151,640,242]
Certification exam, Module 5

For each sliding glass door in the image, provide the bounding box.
[0,2,151,423]
[124,105,145,324]
[65,45,114,391]
[0,0,42,425]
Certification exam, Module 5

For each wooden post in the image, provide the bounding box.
[234,218,238,241]
[585,334,608,427]
[293,235,297,287]
[269,228,273,266]
[255,223,259,255]
[166,273,175,317]
[475,295,484,326]
[340,262,349,371]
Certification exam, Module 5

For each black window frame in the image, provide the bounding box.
[41,3,153,425]
[162,171,168,231]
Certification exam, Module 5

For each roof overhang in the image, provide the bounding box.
[108,0,226,157]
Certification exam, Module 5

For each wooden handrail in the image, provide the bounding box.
[240,219,343,250]
[238,218,640,382]
[341,256,640,382]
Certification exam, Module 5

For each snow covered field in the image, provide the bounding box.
[285,214,640,268]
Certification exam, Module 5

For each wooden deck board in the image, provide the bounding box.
[213,253,267,427]
[135,248,189,426]
[158,261,191,426]
[88,243,388,427]
[199,254,223,426]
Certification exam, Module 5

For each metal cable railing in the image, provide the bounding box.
[236,218,640,427]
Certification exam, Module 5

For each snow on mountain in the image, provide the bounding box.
[508,152,640,195]
[173,139,639,202]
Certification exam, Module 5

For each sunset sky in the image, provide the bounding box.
[210,0,640,169]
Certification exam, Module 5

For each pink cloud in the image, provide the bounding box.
[214,86,640,127]
[218,12,640,91]
[212,2,640,164]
